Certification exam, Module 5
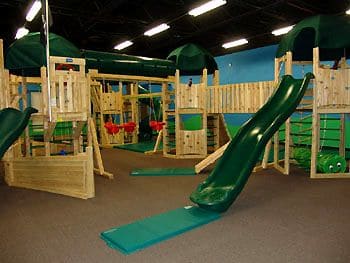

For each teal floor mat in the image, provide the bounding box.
[100,206,220,254]
[130,167,196,176]
[114,141,162,153]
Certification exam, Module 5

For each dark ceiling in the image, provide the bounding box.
[0,0,349,59]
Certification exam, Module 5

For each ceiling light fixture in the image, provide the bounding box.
[114,40,133,51]
[144,23,170,37]
[189,0,227,17]
[222,38,248,49]
[272,25,294,36]
[26,0,42,22]
[15,27,29,39]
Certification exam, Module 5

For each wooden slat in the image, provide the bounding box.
[67,74,73,112]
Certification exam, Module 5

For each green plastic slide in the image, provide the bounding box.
[0,107,38,158]
[190,73,314,212]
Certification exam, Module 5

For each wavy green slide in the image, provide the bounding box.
[190,73,314,213]
[0,107,38,159]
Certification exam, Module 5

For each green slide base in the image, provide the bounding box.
[114,141,162,153]
[100,206,220,254]
[130,167,196,176]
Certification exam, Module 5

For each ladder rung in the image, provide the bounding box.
[319,128,340,131]
[290,133,311,137]
[320,138,340,141]
[320,117,340,121]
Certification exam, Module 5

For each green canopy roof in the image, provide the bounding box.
[5,32,82,75]
[5,32,176,77]
[167,43,218,75]
[276,15,350,61]
[83,50,175,77]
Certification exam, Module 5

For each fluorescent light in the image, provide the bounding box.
[272,25,294,36]
[136,56,153,60]
[26,0,42,22]
[144,23,170,37]
[222,38,248,49]
[189,0,227,17]
[114,40,133,50]
[346,9,350,15]
[15,27,29,39]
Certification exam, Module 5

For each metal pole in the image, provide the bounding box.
[44,0,52,121]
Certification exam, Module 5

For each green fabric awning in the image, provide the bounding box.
[5,32,82,76]
[167,43,218,75]
[276,15,350,61]
[5,32,176,77]
[83,50,176,77]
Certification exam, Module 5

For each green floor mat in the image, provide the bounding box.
[100,206,220,254]
[130,167,196,176]
[114,141,162,153]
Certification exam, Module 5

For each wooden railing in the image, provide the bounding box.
[206,80,275,113]
[48,56,89,121]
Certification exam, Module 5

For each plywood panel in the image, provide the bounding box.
[5,148,94,199]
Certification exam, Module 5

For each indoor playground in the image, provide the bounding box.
[0,1,350,262]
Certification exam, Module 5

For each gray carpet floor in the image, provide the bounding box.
[1,148,350,263]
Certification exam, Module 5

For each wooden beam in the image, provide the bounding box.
[89,118,113,179]
[89,71,174,83]
[195,142,229,174]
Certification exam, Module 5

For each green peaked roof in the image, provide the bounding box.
[5,32,82,75]
[5,32,175,77]
[276,15,350,60]
[167,43,218,75]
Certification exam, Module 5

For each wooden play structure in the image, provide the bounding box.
[193,78,276,171]
[163,68,275,159]
[88,69,173,148]
[263,49,350,178]
[0,40,113,198]
[163,69,211,158]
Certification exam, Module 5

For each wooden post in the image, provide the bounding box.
[202,68,208,156]
[310,47,320,178]
[22,77,31,157]
[0,39,5,109]
[175,70,181,156]
[86,146,95,197]
[339,113,345,157]
[213,70,220,86]
[283,51,293,175]
[272,57,281,169]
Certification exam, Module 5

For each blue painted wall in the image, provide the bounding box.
[214,45,279,126]
[216,45,278,84]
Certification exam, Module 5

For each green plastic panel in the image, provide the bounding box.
[130,167,196,176]
[276,15,350,60]
[190,73,314,212]
[167,43,218,75]
[293,147,347,173]
[0,107,38,158]
[100,206,220,254]
[114,141,162,153]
